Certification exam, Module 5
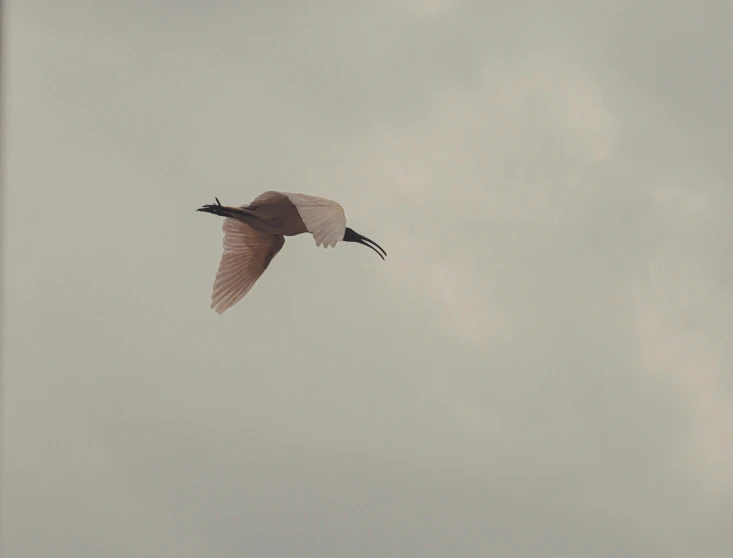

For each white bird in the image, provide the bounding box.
[197,191,387,313]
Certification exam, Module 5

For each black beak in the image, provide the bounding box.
[356,236,386,260]
[343,228,387,260]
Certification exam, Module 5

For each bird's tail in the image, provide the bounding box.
[196,198,255,221]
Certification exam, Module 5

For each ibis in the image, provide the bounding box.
[197,191,387,313]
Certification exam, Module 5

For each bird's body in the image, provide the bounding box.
[197,191,386,313]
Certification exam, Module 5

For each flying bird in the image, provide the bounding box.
[197,191,387,313]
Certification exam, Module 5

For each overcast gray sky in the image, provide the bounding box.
[3,1,733,556]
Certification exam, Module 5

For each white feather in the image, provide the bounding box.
[278,192,347,248]
[210,218,284,314]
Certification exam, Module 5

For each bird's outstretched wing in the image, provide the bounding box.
[279,192,347,248]
[211,218,284,314]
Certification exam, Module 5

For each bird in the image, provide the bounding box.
[197,191,387,314]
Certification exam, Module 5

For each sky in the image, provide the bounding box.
[2,1,732,556]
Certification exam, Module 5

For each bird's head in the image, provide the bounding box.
[342,227,387,260]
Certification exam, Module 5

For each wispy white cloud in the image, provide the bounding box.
[341,58,617,345]
[633,262,733,490]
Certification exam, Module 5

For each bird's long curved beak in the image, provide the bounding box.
[355,233,387,260]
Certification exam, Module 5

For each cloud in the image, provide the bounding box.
[331,54,618,345]
[633,252,733,490]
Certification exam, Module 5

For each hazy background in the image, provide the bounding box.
[3,1,732,556]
